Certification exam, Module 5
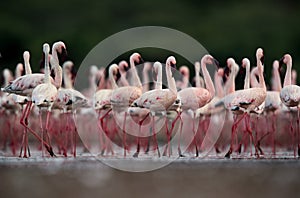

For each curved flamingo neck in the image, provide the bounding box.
[250,67,260,88]
[200,58,215,96]
[225,62,238,94]
[256,57,266,91]
[129,58,142,89]
[283,57,292,87]
[109,65,119,89]
[50,54,62,88]
[166,63,177,94]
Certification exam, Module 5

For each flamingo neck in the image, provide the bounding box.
[257,58,266,91]
[166,64,177,94]
[24,57,32,75]
[98,71,105,90]
[250,67,260,88]
[129,59,142,89]
[44,52,51,84]
[225,64,238,94]
[273,67,282,92]
[195,62,202,87]
[142,66,150,92]
[244,64,250,89]
[109,68,118,90]
[201,59,215,96]
[15,64,23,78]
[63,67,73,89]
[54,65,63,88]
[214,72,224,98]
[284,58,292,87]
[155,64,162,90]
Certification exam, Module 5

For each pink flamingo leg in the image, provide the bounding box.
[225,113,246,158]
[20,102,54,156]
[19,103,30,158]
[133,113,150,158]
[99,109,112,155]
[122,112,128,157]
[97,110,105,154]
[152,115,161,157]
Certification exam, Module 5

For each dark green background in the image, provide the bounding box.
[1,0,299,86]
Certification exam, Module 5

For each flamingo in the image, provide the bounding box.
[279,54,300,156]
[222,48,267,158]
[176,55,217,157]
[130,57,177,158]
[31,43,60,156]
[1,45,64,156]
[176,66,190,90]
[118,60,130,86]
[103,53,143,156]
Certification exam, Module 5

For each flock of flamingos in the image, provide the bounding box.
[0,41,300,159]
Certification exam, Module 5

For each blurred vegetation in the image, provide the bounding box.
[1,0,300,87]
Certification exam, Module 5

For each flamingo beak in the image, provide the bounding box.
[213,58,220,69]
[116,70,121,82]
[260,55,264,65]
[58,47,68,65]
[279,57,284,68]
[170,62,176,68]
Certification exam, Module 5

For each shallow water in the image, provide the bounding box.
[1,156,300,198]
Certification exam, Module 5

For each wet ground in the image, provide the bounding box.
[1,154,300,198]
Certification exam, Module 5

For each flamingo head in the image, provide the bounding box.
[226,58,236,69]
[166,56,176,68]
[273,60,279,71]
[256,48,264,65]
[118,60,129,73]
[109,64,121,81]
[131,53,144,65]
[52,41,68,64]
[217,68,224,77]
[23,51,30,62]
[43,43,50,54]
[241,58,250,69]
[279,54,292,68]
[179,66,189,77]
[201,55,220,69]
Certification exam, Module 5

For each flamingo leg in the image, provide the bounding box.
[19,103,30,158]
[97,110,105,155]
[192,113,199,157]
[163,119,169,156]
[20,102,54,156]
[133,113,150,158]
[37,109,44,157]
[225,113,246,158]
[152,115,161,157]
[176,113,184,157]
[122,112,127,157]
[99,109,112,155]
